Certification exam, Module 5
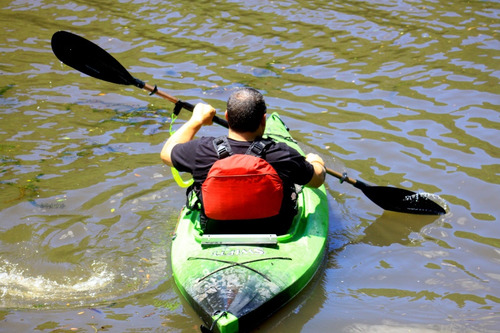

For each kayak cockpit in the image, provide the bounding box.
[192,202,305,245]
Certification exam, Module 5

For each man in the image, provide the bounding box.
[161,88,325,234]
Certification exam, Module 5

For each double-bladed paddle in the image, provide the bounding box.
[50,30,446,215]
[50,30,228,127]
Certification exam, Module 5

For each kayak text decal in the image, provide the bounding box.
[211,248,265,257]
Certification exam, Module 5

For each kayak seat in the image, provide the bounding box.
[202,216,293,235]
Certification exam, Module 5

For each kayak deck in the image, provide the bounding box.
[171,113,329,332]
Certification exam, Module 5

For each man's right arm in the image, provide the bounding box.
[160,103,215,167]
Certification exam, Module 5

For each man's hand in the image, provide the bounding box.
[306,153,325,167]
[190,103,216,127]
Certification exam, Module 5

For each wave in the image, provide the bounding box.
[0,259,115,308]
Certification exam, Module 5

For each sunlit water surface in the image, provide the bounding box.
[1,0,499,332]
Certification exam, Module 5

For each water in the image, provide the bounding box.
[1,0,499,331]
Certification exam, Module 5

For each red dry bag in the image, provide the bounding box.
[201,137,283,221]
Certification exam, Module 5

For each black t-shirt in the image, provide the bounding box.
[171,136,314,234]
[171,136,314,186]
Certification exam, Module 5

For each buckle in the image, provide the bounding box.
[217,145,230,159]
[247,139,272,157]
[250,141,265,155]
[213,137,232,159]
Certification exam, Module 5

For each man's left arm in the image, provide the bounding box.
[161,103,216,167]
[305,153,326,188]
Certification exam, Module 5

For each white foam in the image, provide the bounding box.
[0,259,114,307]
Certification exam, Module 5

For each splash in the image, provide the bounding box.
[403,192,448,215]
[416,192,447,209]
[0,259,115,308]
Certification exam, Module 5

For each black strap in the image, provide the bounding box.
[212,136,273,159]
[212,136,233,159]
[246,138,273,157]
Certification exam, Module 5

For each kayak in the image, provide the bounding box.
[171,113,329,332]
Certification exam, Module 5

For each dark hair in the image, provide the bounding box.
[226,88,267,132]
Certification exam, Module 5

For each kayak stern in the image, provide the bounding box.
[200,311,238,333]
[176,244,290,332]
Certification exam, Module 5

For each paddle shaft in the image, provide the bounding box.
[141,82,229,127]
[143,82,179,104]
[326,167,356,186]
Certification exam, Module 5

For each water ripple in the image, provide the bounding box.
[0,0,499,331]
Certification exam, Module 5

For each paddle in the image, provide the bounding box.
[326,168,445,215]
[50,30,228,127]
[50,31,446,215]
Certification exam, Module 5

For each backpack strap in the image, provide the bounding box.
[213,136,274,159]
[212,136,233,159]
[246,138,274,157]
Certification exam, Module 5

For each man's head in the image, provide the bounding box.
[226,88,267,132]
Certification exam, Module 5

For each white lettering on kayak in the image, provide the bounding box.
[211,248,265,257]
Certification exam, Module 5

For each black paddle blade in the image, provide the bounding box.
[51,31,142,87]
[356,182,446,215]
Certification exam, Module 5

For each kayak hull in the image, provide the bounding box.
[171,113,329,332]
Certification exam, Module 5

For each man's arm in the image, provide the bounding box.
[160,103,216,167]
[305,153,326,188]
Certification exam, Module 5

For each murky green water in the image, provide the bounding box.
[1,0,499,332]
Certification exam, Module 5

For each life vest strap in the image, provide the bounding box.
[212,136,273,159]
[212,136,233,159]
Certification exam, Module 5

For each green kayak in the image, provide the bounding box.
[171,113,329,332]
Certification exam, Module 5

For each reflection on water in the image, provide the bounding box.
[1,0,499,331]
[361,212,441,247]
